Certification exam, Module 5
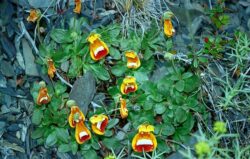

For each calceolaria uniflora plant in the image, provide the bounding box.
[30,17,206,158]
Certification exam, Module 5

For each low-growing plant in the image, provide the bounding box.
[180,121,250,159]
[30,17,207,158]
[207,0,230,29]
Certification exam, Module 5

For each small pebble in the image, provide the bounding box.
[16,131,21,139]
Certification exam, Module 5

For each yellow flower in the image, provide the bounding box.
[125,51,141,69]
[90,114,109,135]
[120,97,128,119]
[27,9,41,23]
[87,33,109,61]
[132,124,157,152]
[36,81,50,105]
[195,141,211,157]
[75,120,91,144]
[47,58,56,79]
[68,105,86,128]
[163,11,175,37]
[120,76,138,95]
[74,0,81,14]
[213,121,227,133]
[138,124,155,133]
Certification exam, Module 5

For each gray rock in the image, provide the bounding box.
[69,72,96,115]
[0,60,15,77]
[189,16,203,37]
[150,66,169,82]
[22,39,39,76]
[0,72,7,87]
[0,121,6,137]
[7,124,20,132]
[115,123,131,141]
[60,61,69,73]
[248,19,250,30]
[28,0,54,8]
[246,6,250,15]
[0,34,16,60]
[224,14,240,33]
[92,93,106,106]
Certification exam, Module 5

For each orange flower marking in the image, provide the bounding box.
[87,33,109,61]
[164,19,175,38]
[36,82,50,105]
[163,11,175,37]
[68,106,86,128]
[75,120,91,144]
[27,9,40,23]
[120,76,138,95]
[74,0,81,14]
[120,97,128,119]
[47,58,56,79]
[132,124,157,152]
[125,51,141,69]
[90,114,109,135]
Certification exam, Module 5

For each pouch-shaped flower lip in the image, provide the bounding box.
[87,33,109,61]
[75,120,91,144]
[132,131,157,152]
[120,76,138,95]
[36,84,50,105]
[90,114,109,135]
[163,11,175,38]
[125,51,141,69]
[164,19,175,38]
[47,58,56,78]
[27,9,40,22]
[68,106,85,128]
[120,97,128,119]
[74,0,81,14]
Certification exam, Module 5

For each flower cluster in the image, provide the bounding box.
[68,100,109,144]
[33,7,176,153]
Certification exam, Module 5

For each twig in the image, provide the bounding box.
[19,21,73,88]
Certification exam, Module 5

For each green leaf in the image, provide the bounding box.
[71,141,78,155]
[31,127,45,139]
[56,128,69,143]
[104,129,113,137]
[111,63,127,76]
[134,70,149,83]
[91,139,100,150]
[108,86,120,96]
[144,48,153,60]
[32,109,43,125]
[175,108,187,123]
[182,72,193,79]
[90,64,110,81]
[68,56,82,77]
[45,131,58,147]
[154,103,166,114]
[157,139,171,153]
[162,124,175,136]
[182,114,195,132]
[82,149,98,159]
[107,118,119,129]
[102,138,119,150]
[110,47,121,60]
[175,80,185,92]
[50,29,73,43]
[54,82,67,96]
[184,75,200,93]
[58,144,71,153]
